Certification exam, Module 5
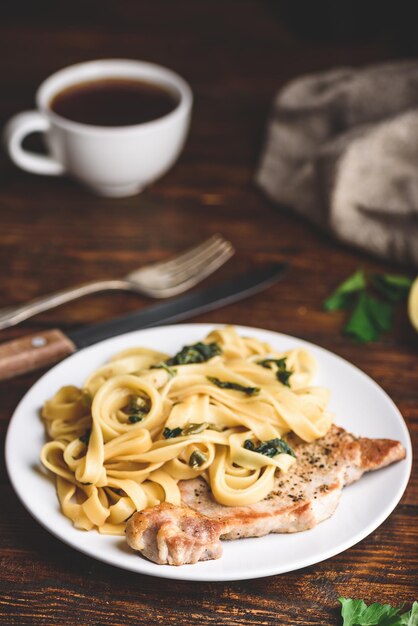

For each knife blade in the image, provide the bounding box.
[0,262,287,381]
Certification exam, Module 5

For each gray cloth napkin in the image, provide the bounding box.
[256,60,418,267]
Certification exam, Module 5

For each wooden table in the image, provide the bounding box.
[0,2,417,624]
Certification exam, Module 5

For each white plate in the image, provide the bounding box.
[5,324,412,581]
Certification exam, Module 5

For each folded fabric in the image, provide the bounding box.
[256,61,418,267]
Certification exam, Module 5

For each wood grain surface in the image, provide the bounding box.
[0,2,417,624]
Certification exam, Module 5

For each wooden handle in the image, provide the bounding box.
[0,329,76,381]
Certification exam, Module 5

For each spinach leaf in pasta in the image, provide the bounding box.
[188,449,208,468]
[258,357,293,387]
[163,427,183,439]
[150,361,177,378]
[244,437,296,458]
[207,376,260,396]
[124,395,150,424]
[166,341,221,365]
[153,342,222,371]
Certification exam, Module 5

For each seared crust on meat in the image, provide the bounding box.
[126,425,406,565]
[358,436,405,473]
[126,502,223,566]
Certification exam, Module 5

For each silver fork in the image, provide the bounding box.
[0,234,234,330]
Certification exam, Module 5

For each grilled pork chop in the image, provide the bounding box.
[126,425,406,565]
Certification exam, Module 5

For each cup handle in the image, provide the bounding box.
[3,111,65,176]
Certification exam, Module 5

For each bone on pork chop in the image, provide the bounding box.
[125,425,406,565]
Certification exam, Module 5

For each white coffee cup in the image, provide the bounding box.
[4,59,192,197]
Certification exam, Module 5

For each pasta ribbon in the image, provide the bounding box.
[40,326,332,534]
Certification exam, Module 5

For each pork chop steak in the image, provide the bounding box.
[126,425,406,565]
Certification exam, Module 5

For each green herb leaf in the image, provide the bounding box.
[277,369,292,387]
[182,422,210,435]
[163,427,183,439]
[188,449,208,468]
[325,269,413,343]
[206,423,226,432]
[163,421,224,439]
[272,438,296,457]
[128,414,143,423]
[382,275,413,290]
[165,341,222,365]
[340,598,368,625]
[244,437,296,458]
[372,274,413,303]
[324,269,366,311]
[344,293,394,342]
[151,361,177,377]
[124,395,150,423]
[207,376,260,396]
[405,601,418,626]
[365,295,393,332]
[344,292,380,342]
[258,357,287,370]
[258,357,293,387]
[339,598,418,626]
[153,342,220,377]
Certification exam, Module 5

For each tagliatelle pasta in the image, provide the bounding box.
[40,326,333,535]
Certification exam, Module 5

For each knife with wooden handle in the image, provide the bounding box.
[0,263,287,381]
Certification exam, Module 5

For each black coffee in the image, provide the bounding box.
[50,78,179,126]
